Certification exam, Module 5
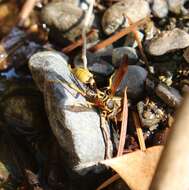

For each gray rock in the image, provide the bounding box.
[147,28,189,56]
[74,51,115,76]
[102,0,151,35]
[41,2,94,41]
[29,51,113,174]
[112,47,138,67]
[152,0,168,18]
[155,83,182,107]
[167,0,186,14]
[0,80,48,138]
[114,65,148,99]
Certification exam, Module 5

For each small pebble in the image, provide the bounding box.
[74,51,114,76]
[155,83,182,108]
[167,0,186,14]
[115,65,148,99]
[112,47,138,67]
[102,0,151,35]
[147,28,189,56]
[152,0,168,18]
[41,2,94,41]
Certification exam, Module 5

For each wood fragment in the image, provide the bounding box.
[96,174,120,190]
[89,17,148,52]
[62,30,96,54]
[125,15,149,69]
[117,88,128,156]
[18,0,37,27]
[132,111,146,151]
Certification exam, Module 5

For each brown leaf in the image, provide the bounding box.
[101,146,163,190]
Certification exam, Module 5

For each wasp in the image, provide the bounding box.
[70,56,128,121]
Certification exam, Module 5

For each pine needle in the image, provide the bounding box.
[132,111,146,151]
[96,174,120,190]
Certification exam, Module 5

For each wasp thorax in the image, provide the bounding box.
[72,67,95,86]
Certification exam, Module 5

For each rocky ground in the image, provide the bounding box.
[0,0,188,189]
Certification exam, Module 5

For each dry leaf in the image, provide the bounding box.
[101,146,163,190]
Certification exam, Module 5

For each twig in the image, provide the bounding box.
[62,30,96,54]
[132,111,146,151]
[82,0,94,69]
[96,174,120,190]
[94,2,106,11]
[125,15,149,69]
[89,17,148,52]
[18,0,38,27]
[117,87,128,156]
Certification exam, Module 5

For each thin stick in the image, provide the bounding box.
[89,17,148,52]
[62,30,96,54]
[82,0,94,69]
[117,88,128,156]
[125,15,149,69]
[132,111,146,151]
[96,174,120,190]
[18,0,38,26]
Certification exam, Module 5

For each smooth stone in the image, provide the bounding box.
[0,79,49,138]
[147,28,189,56]
[41,2,94,41]
[124,31,144,48]
[155,83,182,108]
[112,47,138,67]
[152,0,168,18]
[29,51,113,174]
[114,65,148,99]
[167,0,186,14]
[74,51,115,76]
[102,0,151,35]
